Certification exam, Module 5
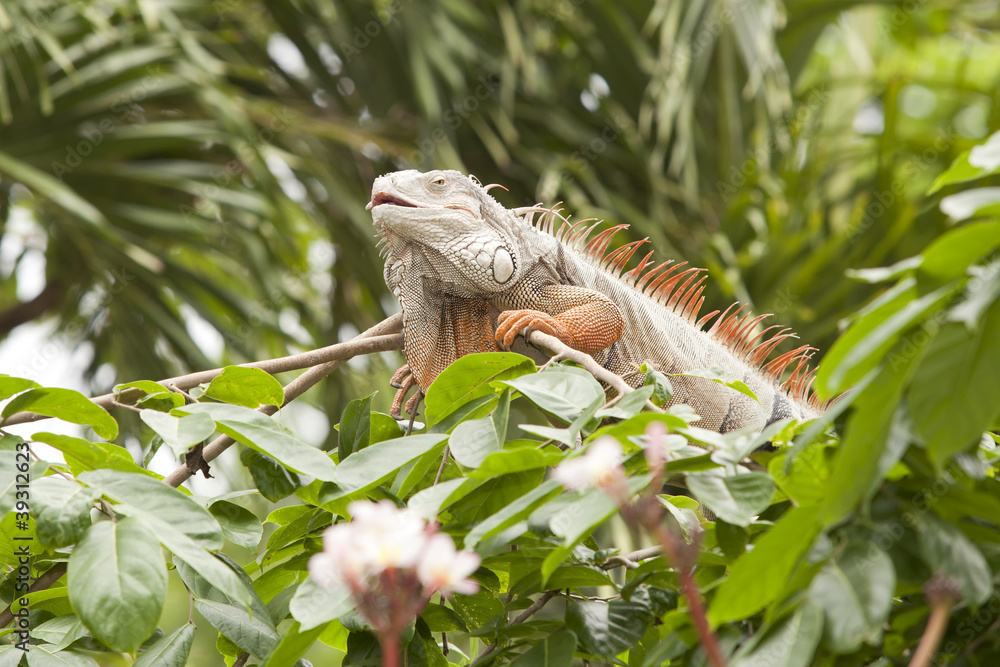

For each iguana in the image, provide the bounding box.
[367,169,824,432]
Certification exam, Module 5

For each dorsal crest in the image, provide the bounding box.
[515,203,829,410]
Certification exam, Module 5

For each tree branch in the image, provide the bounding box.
[0,563,67,628]
[526,330,662,412]
[470,590,558,666]
[0,279,63,335]
[3,313,403,428]
[163,321,404,488]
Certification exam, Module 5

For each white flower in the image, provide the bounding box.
[552,437,624,491]
[416,533,481,596]
[348,500,428,571]
[309,500,428,591]
[309,523,366,590]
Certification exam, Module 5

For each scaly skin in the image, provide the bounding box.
[368,170,823,432]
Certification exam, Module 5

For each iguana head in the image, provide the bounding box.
[368,169,523,294]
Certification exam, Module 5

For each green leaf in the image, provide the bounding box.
[205,366,284,408]
[450,589,504,631]
[420,603,468,632]
[261,620,326,667]
[177,403,336,481]
[77,470,251,606]
[715,520,749,561]
[369,412,402,444]
[133,624,195,667]
[510,628,577,666]
[114,381,185,411]
[821,333,931,526]
[908,298,1000,467]
[32,616,90,652]
[407,477,482,518]
[541,476,649,584]
[241,449,301,501]
[916,514,992,607]
[337,392,375,460]
[595,385,655,420]
[32,476,97,548]
[196,599,279,659]
[289,576,354,631]
[769,446,831,508]
[709,505,822,626]
[450,417,501,468]
[23,647,97,667]
[140,410,217,458]
[114,380,172,398]
[318,433,448,505]
[464,479,562,548]
[1,435,47,516]
[731,602,823,667]
[566,586,653,659]
[424,352,536,425]
[499,365,605,422]
[137,392,186,412]
[471,446,564,479]
[815,279,952,398]
[917,221,1000,287]
[0,149,108,228]
[940,187,1000,222]
[208,499,263,550]
[68,518,167,653]
[2,388,118,440]
[673,368,759,403]
[686,473,774,527]
[78,470,222,550]
[808,544,895,654]
[640,364,672,407]
[0,375,39,400]
[31,432,149,477]
[929,130,1000,193]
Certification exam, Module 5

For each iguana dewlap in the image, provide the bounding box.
[368,169,823,432]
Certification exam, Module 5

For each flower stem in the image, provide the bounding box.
[382,632,401,667]
[653,524,728,667]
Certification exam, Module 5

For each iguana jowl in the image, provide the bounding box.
[368,169,823,432]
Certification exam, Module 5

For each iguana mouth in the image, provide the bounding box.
[367,192,418,210]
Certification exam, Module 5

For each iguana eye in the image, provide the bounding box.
[432,177,445,186]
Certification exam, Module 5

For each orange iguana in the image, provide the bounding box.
[367,169,824,432]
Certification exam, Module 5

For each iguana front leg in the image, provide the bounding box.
[494,284,624,355]
[401,294,499,394]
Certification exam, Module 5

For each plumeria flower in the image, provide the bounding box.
[308,523,366,591]
[348,500,428,571]
[552,437,626,492]
[417,533,481,597]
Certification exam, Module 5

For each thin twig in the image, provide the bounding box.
[163,325,404,488]
[470,591,558,666]
[526,331,662,413]
[434,446,450,485]
[0,564,67,628]
[601,545,663,571]
[3,313,404,427]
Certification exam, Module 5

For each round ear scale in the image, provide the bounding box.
[492,247,515,284]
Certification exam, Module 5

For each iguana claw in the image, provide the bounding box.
[495,309,572,349]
